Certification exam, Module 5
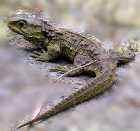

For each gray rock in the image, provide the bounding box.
[0,39,140,131]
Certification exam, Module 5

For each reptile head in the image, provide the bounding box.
[8,10,46,44]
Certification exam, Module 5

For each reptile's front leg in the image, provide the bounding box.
[31,42,61,61]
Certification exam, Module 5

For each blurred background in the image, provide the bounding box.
[1,0,140,41]
[0,0,140,131]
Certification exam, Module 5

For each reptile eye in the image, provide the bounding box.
[17,20,26,27]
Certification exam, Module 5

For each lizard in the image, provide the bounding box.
[8,11,137,129]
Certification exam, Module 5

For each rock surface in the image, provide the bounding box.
[0,36,140,131]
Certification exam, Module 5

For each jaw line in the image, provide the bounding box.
[9,25,24,36]
[8,25,44,48]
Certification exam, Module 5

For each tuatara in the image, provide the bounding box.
[8,11,137,129]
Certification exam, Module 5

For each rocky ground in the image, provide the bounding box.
[1,2,140,128]
[0,33,140,131]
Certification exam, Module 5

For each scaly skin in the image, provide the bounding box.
[8,11,136,129]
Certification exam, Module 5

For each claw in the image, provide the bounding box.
[41,49,46,53]
[35,58,47,61]
[32,51,42,55]
[31,54,39,58]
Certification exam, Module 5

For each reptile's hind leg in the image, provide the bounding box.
[49,65,75,73]
[57,53,96,77]
[57,61,95,79]
[59,53,92,77]
[50,53,86,76]
[50,64,84,77]
[66,53,97,77]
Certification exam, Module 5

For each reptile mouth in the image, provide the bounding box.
[8,23,24,36]
[8,29,38,51]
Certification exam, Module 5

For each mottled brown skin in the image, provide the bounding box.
[8,11,136,129]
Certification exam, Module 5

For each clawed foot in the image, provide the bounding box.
[50,64,84,78]
[31,49,49,61]
[49,65,69,73]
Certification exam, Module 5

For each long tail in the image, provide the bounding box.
[17,69,115,129]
